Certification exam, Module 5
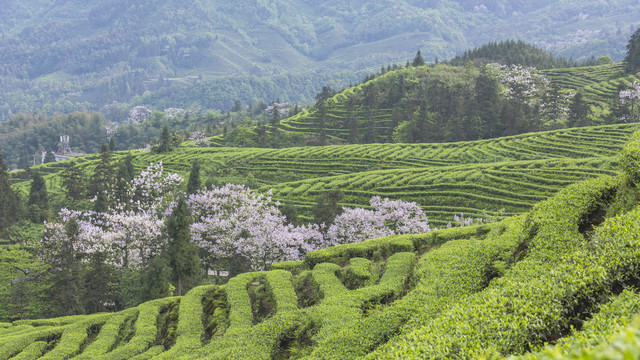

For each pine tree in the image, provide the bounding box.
[87,145,115,200]
[187,161,202,195]
[114,153,135,205]
[61,163,86,202]
[165,197,199,296]
[567,92,592,128]
[157,125,172,153]
[45,218,86,316]
[314,86,333,146]
[313,190,344,229]
[109,136,116,152]
[28,170,48,223]
[0,149,22,231]
[474,70,501,138]
[625,27,640,73]
[412,49,425,67]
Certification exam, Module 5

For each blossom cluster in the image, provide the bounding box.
[188,184,327,270]
[44,165,436,271]
[446,213,484,228]
[189,131,210,147]
[127,105,152,124]
[488,64,550,103]
[44,163,181,269]
[265,102,288,119]
[164,107,186,120]
[620,81,640,105]
[327,196,431,244]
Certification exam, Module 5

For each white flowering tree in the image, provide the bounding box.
[127,105,152,124]
[619,81,640,122]
[44,163,183,270]
[326,196,431,244]
[188,184,326,271]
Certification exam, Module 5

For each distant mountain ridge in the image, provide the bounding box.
[0,0,638,117]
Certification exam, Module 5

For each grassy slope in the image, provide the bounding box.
[12,122,639,226]
[4,129,640,358]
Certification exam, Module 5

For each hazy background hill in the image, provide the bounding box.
[0,0,638,118]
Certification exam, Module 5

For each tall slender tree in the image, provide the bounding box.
[0,149,22,231]
[412,49,425,67]
[625,27,640,74]
[187,161,202,195]
[28,170,48,223]
[61,162,85,201]
[165,197,199,296]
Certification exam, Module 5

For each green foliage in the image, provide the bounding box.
[448,40,579,69]
[312,189,344,228]
[166,197,200,296]
[0,246,50,322]
[619,129,640,183]
[625,27,640,73]
[411,50,425,67]
[0,149,22,232]
[186,160,202,194]
[27,170,48,222]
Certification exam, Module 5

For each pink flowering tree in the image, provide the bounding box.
[619,81,640,122]
[164,107,186,120]
[326,196,431,244]
[188,184,325,271]
[44,163,183,270]
[487,64,550,104]
[127,105,152,124]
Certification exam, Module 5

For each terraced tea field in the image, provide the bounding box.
[5,167,640,358]
[12,123,639,227]
[543,62,640,116]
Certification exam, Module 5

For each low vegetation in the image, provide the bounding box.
[3,127,640,358]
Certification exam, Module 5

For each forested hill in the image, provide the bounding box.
[1,0,639,118]
[447,40,587,69]
[267,59,640,146]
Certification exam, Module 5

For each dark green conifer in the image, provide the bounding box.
[412,49,425,67]
[625,27,640,73]
[0,149,22,231]
[166,197,199,296]
[28,170,48,222]
[187,161,202,195]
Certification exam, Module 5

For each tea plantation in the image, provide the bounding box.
[13,122,640,227]
[1,123,640,358]
[4,127,640,358]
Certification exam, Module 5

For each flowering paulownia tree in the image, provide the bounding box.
[44,162,182,270]
[44,164,435,272]
[619,81,640,122]
[127,105,152,124]
[188,184,326,270]
[327,196,431,244]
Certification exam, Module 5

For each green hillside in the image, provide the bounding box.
[1,0,638,117]
[11,123,640,228]
[3,129,640,358]
[272,61,640,146]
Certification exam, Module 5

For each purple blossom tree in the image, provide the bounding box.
[44,163,183,270]
[188,184,326,270]
[619,81,640,122]
[127,105,152,124]
[326,196,431,244]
